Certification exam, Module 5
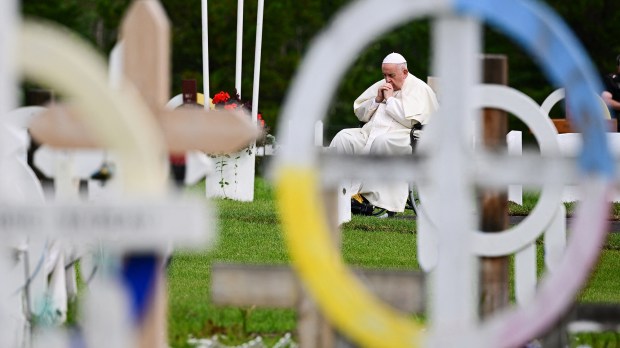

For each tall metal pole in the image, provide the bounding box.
[251,0,264,125]
[235,0,244,97]
[201,0,210,103]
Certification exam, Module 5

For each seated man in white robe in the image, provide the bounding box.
[329,52,439,215]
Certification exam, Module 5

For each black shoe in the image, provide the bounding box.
[377,211,397,218]
[90,162,113,183]
[351,195,374,216]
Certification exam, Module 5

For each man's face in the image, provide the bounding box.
[382,63,408,91]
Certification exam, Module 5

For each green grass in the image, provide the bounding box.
[167,179,620,347]
[168,179,295,347]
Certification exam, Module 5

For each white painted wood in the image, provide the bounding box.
[515,242,536,306]
[206,148,256,201]
[201,0,262,202]
[201,0,210,100]
[53,151,80,201]
[108,42,123,90]
[185,150,214,185]
[251,0,264,126]
[541,88,611,120]
[314,120,323,147]
[80,276,135,348]
[427,76,440,102]
[2,4,31,345]
[47,250,68,324]
[494,195,565,309]
[3,108,46,201]
[165,94,183,109]
[337,183,351,225]
[427,15,480,340]
[0,199,212,251]
[0,0,17,115]
[3,114,52,338]
[468,85,562,256]
[540,88,565,117]
[270,0,611,345]
[558,133,620,202]
[33,147,106,180]
[3,111,51,342]
[0,4,32,347]
[38,149,81,325]
[417,203,438,272]
[507,130,523,205]
[235,0,244,97]
[317,121,351,224]
[15,16,216,347]
[545,204,567,273]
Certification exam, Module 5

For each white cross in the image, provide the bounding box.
[2,7,237,347]
[273,0,614,346]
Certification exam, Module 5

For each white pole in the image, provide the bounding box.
[201,0,210,105]
[1,2,19,346]
[251,0,264,124]
[1,0,17,116]
[108,42,124,90]
[428,15,481,346]
[235,0,244,98]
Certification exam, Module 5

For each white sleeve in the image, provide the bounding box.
[385,97,413,128]
[354,98,380,123]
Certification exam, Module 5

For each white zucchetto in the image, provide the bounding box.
[382,52,407,64]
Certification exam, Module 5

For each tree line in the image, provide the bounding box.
[21,0,620,140]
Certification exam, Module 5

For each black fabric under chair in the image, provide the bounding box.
[351,123,423,217]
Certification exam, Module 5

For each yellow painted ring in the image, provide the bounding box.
[276,166,425,348]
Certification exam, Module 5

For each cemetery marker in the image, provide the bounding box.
[479,54,510,318]
[29,0,258,155]
[1,15,213,347]
[273,0,613,346]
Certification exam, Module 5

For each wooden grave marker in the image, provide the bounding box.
[8,3,257,346]
[211,188,425,347]
[104,1,257,346]
[1,90,212,346]
[479,54,510,319]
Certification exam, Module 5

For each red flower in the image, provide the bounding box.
[257,113,265,128]
[212,91,268,130]
[212,91,230,104]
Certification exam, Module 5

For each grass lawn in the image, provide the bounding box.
[167,178,620,347]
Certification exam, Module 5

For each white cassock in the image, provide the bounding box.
[330,73,439,212]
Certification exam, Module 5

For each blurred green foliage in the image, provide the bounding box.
[21,0,620,141]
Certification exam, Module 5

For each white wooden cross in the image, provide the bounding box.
[3,105,81,332]
[2,3,257,347]
[1,1,30,345]
[210,195,425,347]
[103,2,258,346]
[272,0,614,347]
[7,16,214,343]
[199,0,265,202]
